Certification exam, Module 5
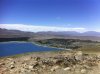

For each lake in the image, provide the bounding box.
[0,42,61,57]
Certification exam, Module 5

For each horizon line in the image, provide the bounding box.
[0,24,99,33]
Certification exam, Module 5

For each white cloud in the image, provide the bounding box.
[0,24,86,32]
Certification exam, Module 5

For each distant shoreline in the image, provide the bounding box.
[32,42,71,50]
[0,41,70,50]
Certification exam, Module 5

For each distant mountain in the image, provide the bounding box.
[1,28,100,41]
[36,31,100,37]
[37,31,79,35]
[0,28,34,38]
[82,31,100,36]
[1,28,100,37]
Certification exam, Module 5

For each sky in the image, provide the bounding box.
[0,0,100,32]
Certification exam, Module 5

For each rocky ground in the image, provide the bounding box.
[0,51,100,74]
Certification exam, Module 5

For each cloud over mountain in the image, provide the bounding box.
[0,24,86,32]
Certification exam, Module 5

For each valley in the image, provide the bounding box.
[1,28,100,74]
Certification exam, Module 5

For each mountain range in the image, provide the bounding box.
[37,31,100,36]
[1,28,100,41]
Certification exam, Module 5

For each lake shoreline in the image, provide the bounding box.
[0,41,71,50]
[32,42,66,50]
[0,41,67,57]
[1,41,65,49]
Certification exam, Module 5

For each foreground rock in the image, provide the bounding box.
[0,51,100,74]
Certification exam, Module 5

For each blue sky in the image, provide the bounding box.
[0,0,100,32]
